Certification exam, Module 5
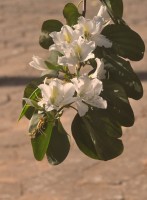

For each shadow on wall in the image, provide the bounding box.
[0,71,147,87]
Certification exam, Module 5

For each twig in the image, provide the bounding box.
[82,0,86,17]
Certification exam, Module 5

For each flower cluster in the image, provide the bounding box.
[50,13,112,67]
[28,5,111,117]
[20,0,145,164]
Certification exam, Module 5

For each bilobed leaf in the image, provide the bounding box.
[72,114,98,159]
[103,54,143,100]
[72,109,123,161]
[101,80,135,127]
[39,20,63,49]
[46,120,70,165]
[30,113,54,161]
[101,0,123,21]
[63,3,81,26]
[102,24,145,61]
[93,110,122,139]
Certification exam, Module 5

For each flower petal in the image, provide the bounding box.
[38,84,50,100]
[91,58,106,80]
[76,100,89,117]
[29,56,47,71]
[86,96,107,109]
[94,34,112,48]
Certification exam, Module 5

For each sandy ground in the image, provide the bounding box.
[0,0,147,199]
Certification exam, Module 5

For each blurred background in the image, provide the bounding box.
[0,0,147,199]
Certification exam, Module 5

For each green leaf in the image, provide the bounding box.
[101,0,123,21]
[72,114,98,159]
[72,109,123,161]
[93,46,103,59]
[39,20,63,49]
[29,112,42,135]
[46,120,70,165]
[19,83,40,121]
[63,3,81,26]
[103,54,143,100]
[101,80,135,127]
[102,24,145,61]
[45,61,63,71]
[30,113,54,161]
[19,77,51,121]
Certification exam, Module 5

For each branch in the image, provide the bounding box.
[82,0,86,17]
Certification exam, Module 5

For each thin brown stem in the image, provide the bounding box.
[82,0,86,17]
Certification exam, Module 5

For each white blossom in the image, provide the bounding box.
[38,78,76,112]
[49,25,80,54]
[74,16,112,48]
[72,75,107,116]
[74,16,102,39]
[97,5,110,23]
[29,55,55,76]
[90,58,106,80]
[58,38,95,67]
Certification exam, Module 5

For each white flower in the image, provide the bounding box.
[74,16,112,48]
[58,38,95,67]
[49,25,80,54]
[29,55,55,76]
[90,58,106,80]
[74,16,102,39]
[72,75,107,116]
[38,78,76,112]
[97,5,110,23]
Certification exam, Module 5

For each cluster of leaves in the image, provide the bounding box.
[19,0,145,165]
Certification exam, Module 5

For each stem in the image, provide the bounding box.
[69,105,78,112]
[76,63,82,77]
[82,0,86,17]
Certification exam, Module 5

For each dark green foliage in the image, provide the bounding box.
[101,80,135,127]
[46,120,70,165]
[63,3,81,26]
[103,54,143,100]
[72,109,123,161]
[39,20,63,49]
[100,0,123,22]
[102,24,145,61]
